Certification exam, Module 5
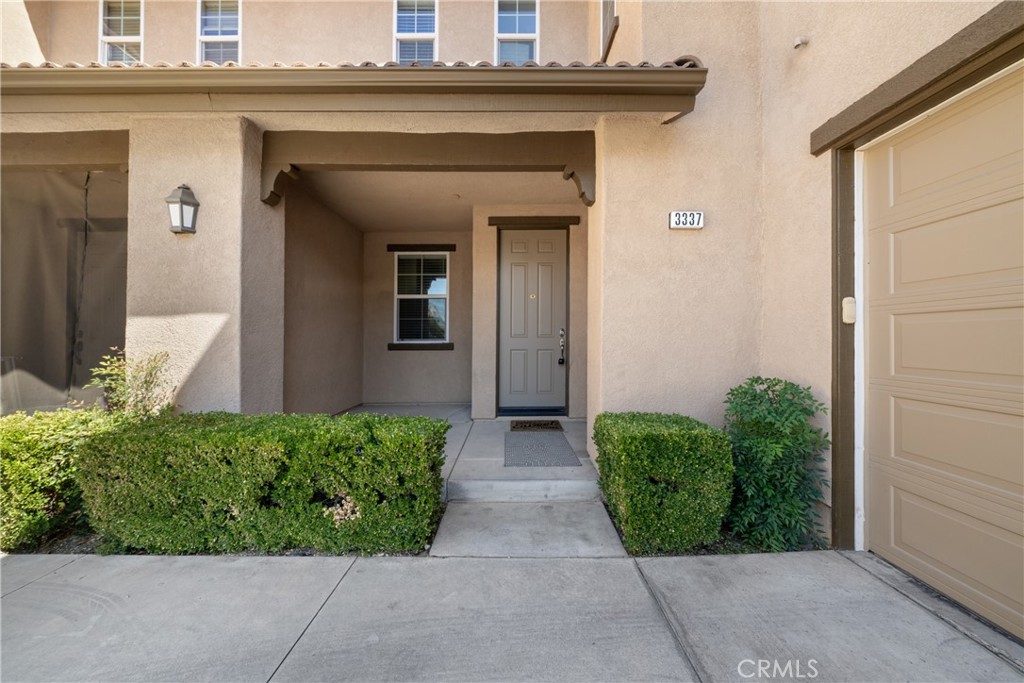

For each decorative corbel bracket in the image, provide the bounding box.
[260,163,300,206]
[563,165,595,207]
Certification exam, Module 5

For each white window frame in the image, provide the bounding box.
[196,0,241,64]
[393,252,450,343]
[394,0,437,65]
[495,0,539,65]
[98,0,144,65]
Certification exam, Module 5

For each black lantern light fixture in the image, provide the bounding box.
[165,184,200,233]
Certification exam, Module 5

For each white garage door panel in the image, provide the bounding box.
[866,71,1023,226]
[893,307,1023,381]
[869,474,1024,632]
[868,390,1024,506]
[881,198,1024,293]
[895,397,1024,490]
[865,64,1024,637]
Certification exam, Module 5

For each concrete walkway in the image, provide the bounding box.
[2,551,1021,682]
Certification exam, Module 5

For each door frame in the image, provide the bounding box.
[492,216,578,416]
[812,3,1024,548]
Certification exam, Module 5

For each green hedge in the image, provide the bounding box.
[77,412,450,554]
[1,409,123,551]
[593,412,734,555]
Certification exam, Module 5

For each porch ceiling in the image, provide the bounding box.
[302,170,579,232]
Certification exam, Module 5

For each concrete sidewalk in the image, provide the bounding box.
[3,551,1021,683]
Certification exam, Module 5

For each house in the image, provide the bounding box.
[1,0,1021,636]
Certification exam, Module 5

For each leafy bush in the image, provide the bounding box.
[593,412,734,555]
[0,409,122,551]
[724,377,830,551]
[86,348,175,416]
[77,412,449,554]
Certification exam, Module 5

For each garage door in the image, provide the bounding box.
[863,63,1023,637]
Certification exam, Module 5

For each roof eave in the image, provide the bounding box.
[0,65,707,99]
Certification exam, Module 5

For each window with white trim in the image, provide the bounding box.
[100,0,142,64]
[497,0,537,65]
[199,0,240,64]
[395,0,436,65]
[395,253,448,342]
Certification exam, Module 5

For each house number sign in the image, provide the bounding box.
[669,211,704,229]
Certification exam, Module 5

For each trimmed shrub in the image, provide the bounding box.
[1,409,122,551]
[724,377,830,551]
[76,412,449,554]
[593,412,734,554]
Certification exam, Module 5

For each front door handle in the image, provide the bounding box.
[558,328,566,365]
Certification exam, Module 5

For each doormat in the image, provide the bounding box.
[510,420,564,432]
[504,432,580,467]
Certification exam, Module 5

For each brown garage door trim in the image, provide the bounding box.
[813,1,1024,549]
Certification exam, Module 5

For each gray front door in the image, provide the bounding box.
[499,229,567,411]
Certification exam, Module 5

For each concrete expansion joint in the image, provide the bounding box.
[632,559,707,683]
[265,559,355,683]
[0,556,80,599]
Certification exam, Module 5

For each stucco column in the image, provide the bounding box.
[126,115,284,413]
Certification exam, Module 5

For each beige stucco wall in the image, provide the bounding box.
[125,114,284,413]
[284,183,364,413]
[1,1,45,64]
[752,1,999,389]
[538,0,592,64]
[143,1,195,64]
[471,204,588,419]
[438,0,491,63]
[588,1,765,433]
[36,0,95,64]
[242,1,391,65]
[362,230,473,404]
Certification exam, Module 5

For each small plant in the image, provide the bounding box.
[724,377,830,551]
[86,348,175,416]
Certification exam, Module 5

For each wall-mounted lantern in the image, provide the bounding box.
[165,184,200,233]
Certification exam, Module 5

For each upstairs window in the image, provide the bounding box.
[199,0,240,64]
[497,0,537,65]
[396,0,436,65]
[395,253,449,342]
[100,0,142,64]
